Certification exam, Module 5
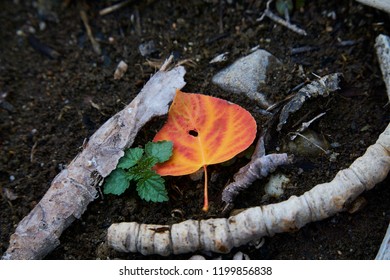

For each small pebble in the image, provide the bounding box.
[233,251,250,260]
[209,52,229,64]
[264,173,290,198]
[189,255,205,260]
[139,40,157,57]
[2,187,18,200]
[283,130,330,157]
[114,60,128,80]
[189,169,204,181]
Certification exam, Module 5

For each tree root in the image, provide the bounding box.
[106,34,390,257]
[107,124,390,256]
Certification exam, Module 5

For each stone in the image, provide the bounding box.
[212,49,281,108]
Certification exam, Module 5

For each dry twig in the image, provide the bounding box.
[375,34,390,103]
[99,0,132,16]
[277,73,342,131]
[257,0,307,36]
[2,57,186,260]
[221,135,290,213]
[80,10,101,55]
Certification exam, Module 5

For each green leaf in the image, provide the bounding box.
[104,141,173,203]
[136,155,159,170]
[118,147,144,169]
[145,141,173,163]
[127,168,143,181]
[136,171,169,202]
[103,169,131,195]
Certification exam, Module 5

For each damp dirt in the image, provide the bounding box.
[0,0,389,260]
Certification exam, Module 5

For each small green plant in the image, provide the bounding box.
[103,141,173,202]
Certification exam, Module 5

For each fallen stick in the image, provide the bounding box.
[221,135,290,213]
[99,0,132,16]
[2,58,186,260]
[107,123,390,256]
[355,0,390,14]
[257,0,307,36]
[80,9,101,55]
[376,224,390,259]
[375,34,390,102]
[277,73,342,131]
[374,33,390,260]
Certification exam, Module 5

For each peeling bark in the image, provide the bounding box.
[374,33,390,260]
[221,136,291,213]
[375,34,390,102]
[2,59,186,260]
[277,73,342,131]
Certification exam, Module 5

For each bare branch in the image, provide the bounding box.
[277,73,342,131]
[99,0,132,16]
[257,0,307,36]
[375,34,390,103]
[221,135,290,213]
[80,10,101,55]
[2,62,186,260]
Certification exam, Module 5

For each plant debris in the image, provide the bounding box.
[221,135,290,213]
[277,73,342,131]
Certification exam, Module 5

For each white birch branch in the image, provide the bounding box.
[355,0,390,14]
[375,34,390,102]
[374,34,390,260]
[376,225,390,259]
[107,123,390,256]
[2,59,186,260]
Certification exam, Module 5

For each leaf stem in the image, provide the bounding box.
[202,165,209,212]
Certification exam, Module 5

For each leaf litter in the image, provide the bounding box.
[1,0,389,260]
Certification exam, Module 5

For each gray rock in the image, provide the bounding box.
[212,49,280,108]
[139,40,157,57]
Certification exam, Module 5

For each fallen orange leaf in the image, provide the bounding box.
[153,90,257,211]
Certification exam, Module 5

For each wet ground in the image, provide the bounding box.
[0,0,389,259]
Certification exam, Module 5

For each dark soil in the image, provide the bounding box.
[1,0,389,260]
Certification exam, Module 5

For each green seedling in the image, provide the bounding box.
[103,141,173,202]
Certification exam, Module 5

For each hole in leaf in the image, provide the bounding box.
[188,129,198,137]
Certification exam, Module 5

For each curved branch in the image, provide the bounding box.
[107,124,390,256]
